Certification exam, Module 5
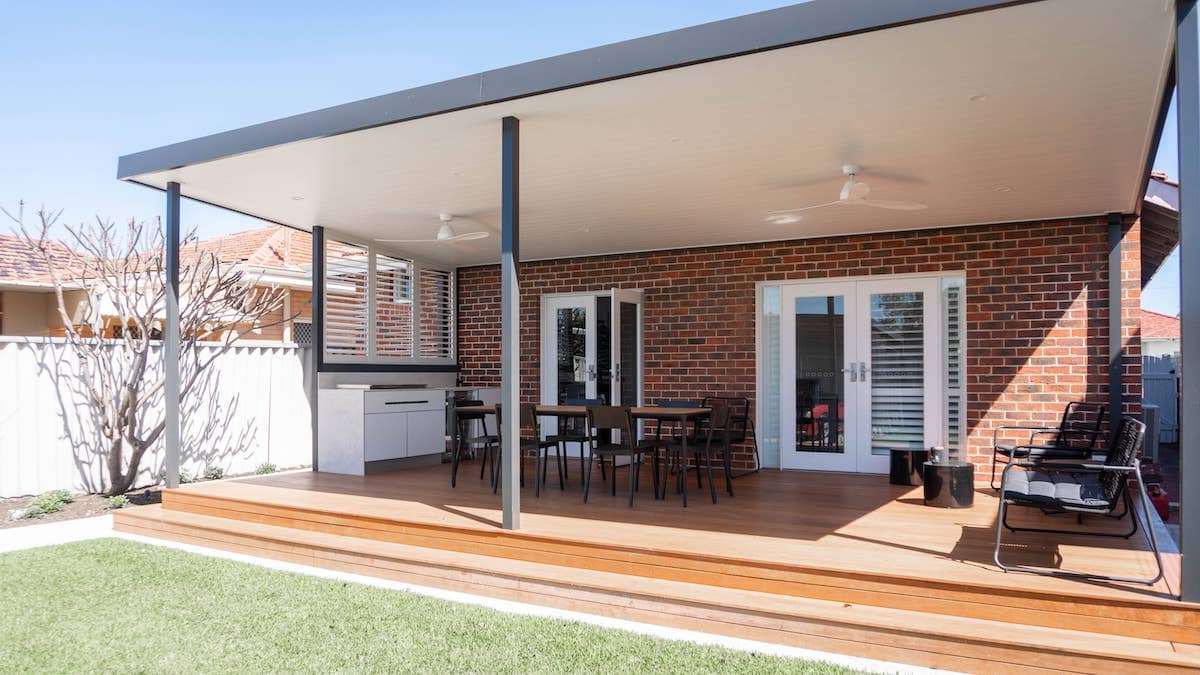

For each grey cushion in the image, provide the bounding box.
[1002,468,1112,509]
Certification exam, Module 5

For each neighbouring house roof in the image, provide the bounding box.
[1142,309,1180,340]
[0,234,76,282]
[1141,171,1180,287]
[197,225,312,268]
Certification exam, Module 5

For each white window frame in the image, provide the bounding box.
[322,227,456,366]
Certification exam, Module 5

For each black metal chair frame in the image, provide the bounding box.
[560,397,604,485]
[522,402,564,497]
[583,406,656,507]
[990,401,1106,489]
[701,395,760,477]
[662,401,733,506]
[450,400,487,488]
[479,404,524,494]
[993,416,1164,586]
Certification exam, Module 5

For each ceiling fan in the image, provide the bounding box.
[767,164,927,222]
[376,213,490,244]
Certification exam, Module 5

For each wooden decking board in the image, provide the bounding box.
[115,505,1200,674]
[161,487,1198,645]
[152,467,1194,638]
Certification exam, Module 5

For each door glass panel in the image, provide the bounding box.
[870,292,925,455]
[794,296,845,454]
[595,296,612,405]
[556,307,588,404]
[619,301,638,405]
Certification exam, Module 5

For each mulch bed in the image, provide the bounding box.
[0,488,162,529]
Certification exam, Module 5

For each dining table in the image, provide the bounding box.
[451,403,712,503]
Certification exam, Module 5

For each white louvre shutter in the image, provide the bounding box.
[418,267,454,359]
[324,242,369,358]
[869,292,926,453]
[943,279,966,456]
[375,254,414,358]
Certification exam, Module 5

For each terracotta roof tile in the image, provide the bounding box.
[1141,309,1180,339]
[0,234,77,281]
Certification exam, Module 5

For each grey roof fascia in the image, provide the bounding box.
[117,0,1030,180]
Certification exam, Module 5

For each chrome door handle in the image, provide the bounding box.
[587,364,597,381]
[859,361,869,381]
[845,365,857,382]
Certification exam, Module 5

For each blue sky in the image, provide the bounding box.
[0,1,1181,313]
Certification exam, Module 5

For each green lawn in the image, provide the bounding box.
[0,538,859,674]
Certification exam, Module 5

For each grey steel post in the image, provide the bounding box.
[501,115,521,529]
[1178,0,1200,601]
[1107,212,1124,424]
[311,225,325,472]
[164,182,182,489]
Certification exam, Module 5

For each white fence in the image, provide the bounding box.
[1143,354,1179,444]
[0,337,312,497]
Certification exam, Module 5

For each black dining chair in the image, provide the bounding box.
[562,397,602,482]
[483,404,525,494]
[583,406,657,507]
[450,400,487,488]
[701,395,759,477]
[522,402,563,496]
[662,399,732,506]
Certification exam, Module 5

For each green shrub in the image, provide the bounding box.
[178,469,196,484]
[203,466,225,481]
[254,462,277,475]
[105,495,130,510]
[29,489,73,515]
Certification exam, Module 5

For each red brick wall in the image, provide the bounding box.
[456,216,1141,475]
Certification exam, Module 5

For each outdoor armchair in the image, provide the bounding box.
[994,416,1164,585]
[990,401,1106,488]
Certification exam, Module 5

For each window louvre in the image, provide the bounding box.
[323,242,369,357]
[418,267,454,359]
[870,292,925,454]
[375,253,414,358]
[321,236,455,364]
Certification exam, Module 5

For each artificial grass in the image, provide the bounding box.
[0,538,859,674]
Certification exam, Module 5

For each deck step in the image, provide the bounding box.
[115,504,1200,674]
[158,486,1200,646]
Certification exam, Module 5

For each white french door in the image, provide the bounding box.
[779,276,943,473]
[540,290,644,437]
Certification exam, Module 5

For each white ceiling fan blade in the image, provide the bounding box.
[446,231,490,242]
[860,199,928,211]
[767,200,840,215]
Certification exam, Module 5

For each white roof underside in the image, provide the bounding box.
[124,0,1175,268]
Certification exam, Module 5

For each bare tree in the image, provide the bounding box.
[6,207,290,495]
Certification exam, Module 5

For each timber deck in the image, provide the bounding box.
[115,464,1198,673]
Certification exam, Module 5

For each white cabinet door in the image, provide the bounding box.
[406,409,446,457]
[364,413,408,461]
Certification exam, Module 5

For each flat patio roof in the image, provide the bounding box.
[118,0,1176,267]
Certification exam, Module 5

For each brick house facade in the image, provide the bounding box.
[457,215,1143,476]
